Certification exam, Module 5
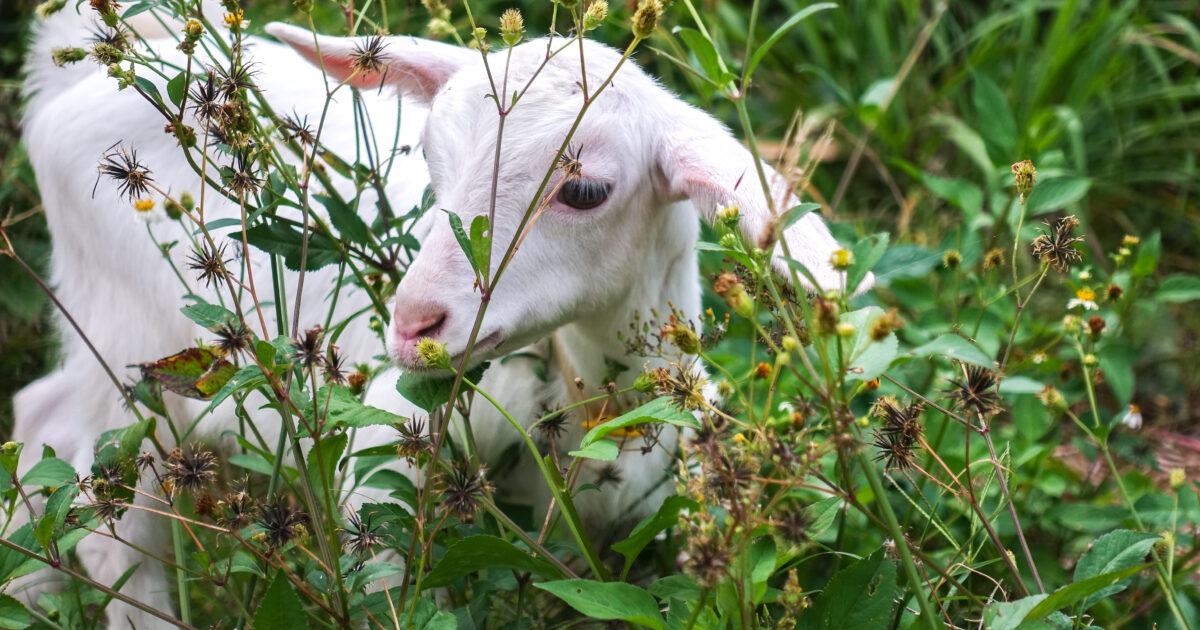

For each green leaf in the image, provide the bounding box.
[317,194,371,245]
[568,439,619,462]
[859,77,896,109]
[781,203,821,230]
[166,71,186,108]
[395,363,487,412]
[1072,529,1160,608]
[612,495,699,578]
[181,303,238,331]
[675,28,724,84]
[1025,177,1091,216]
[470,215,492,279]
[252,572,308,630]
[750,537,776,584]
[923,174,983,219]
[241,222,343,271]
[1096,343,1136,406]
[20,457,75,488]
[1132,232,1160,278]
[579,397,699,447]
[745,3,837,81]
[535,580,665,629]
[847,232,889,294]
[0,595,30,630]
[444,210,476,273]
[806,547,899,629]
[306,433,347,509]
[132,76,161,102]
[973,74,1017,154]
[931,113,994,175]
[1025,563,1148,619]
[1154,274,1200,303]
[985,595,1049,630]
[905,334,993,368]
[804,496,842,538]
[838,306,898,382]
[296,385,404,433]
[422,536,564,589]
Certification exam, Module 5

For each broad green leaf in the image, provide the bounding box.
[252,572,308,630]
[166,71,186,108]
[241,221,343,271]
[805,547,899,629]
[750,537,776,584]
[1132,232,1160,278]
[470,215,491,279]
[847,232,888,294]
[535,580,665,629]
[396,362,489,412]
[905,334,993,368]
[568,439,619,462]
[1097,344,1136,406]
[804,496,842,538]
[444,210,476,272]
[1154,274,1200,303]
[924,174,983,218]
[781,202,821,230]
[985,595,1048,630]
[181,303,238,331]
[649,575,701,602]
[422,536,564,589]
[1026,177,1091,216]
[859,77,896,108]
[837,306,898,382]
[931,113,994,175]
[871,245,941,284]
[1073,529,1160,608]
[1025,564,1148,619]
[612,495,699,578]
[306,433,347,510]
[317,194,371,245]
[998,375,1044,395]
[675,28,724,84]
[0,595,30,630]
[745,3,837,81]
[20,457,75,488]
[973,74,1017,154]
[579,397,698,447]
[296,385,404,433]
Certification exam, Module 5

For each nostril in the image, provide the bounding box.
[394,308,449,342]
[416,313,446,340]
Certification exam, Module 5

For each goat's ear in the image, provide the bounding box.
[655,101,871,294]
[266,23,475,103]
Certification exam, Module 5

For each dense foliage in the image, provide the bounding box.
[1,0,1199,628]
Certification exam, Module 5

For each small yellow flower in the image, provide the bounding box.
[1082,353,1098,367]
[1122,235,1140,247]
[223,9,246,28]
[835,322,856,338]
[1067,287,1098,311]
[830,248,854,271]
[133,198,155,212]
[1169,468,1186,490]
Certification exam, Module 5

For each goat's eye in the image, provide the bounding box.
[557,179,610,210]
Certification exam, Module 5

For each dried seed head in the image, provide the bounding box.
[1030,215,1084,272]
[438,460,493,522]
[257,500,307,552]
[983,248,1005,270]
[945,363,1002,418]
[869,308,903,342]
[96,143,153,201]
[292,326,325,370]
[164,446,217,495]
[942,249,962,270]
[322,346,348,384]
[396,418,431,461]
[341,512,386,556]
[187,241,230,289]
[351,35,388,76]
[214,321,253,357]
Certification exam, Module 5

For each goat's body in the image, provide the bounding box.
[17,11,703,627]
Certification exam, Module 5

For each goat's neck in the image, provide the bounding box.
[550,200,702,394]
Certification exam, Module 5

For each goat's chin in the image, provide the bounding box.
[389,329,507,372]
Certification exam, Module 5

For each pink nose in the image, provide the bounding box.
[393,306,448,345]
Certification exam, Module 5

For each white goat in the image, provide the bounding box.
[16,7,859,627]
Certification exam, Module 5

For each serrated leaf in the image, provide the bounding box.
[444,210,476,273]
[805,547,899,629]
[837,306,898,382]
[395,362,488,412]
[1024,563,1148,619]
[985,595,1049,630]
[1073,529,1160,608]
[612,495,699,579]
[974,74,1017,154]
[422,536,563,589]
[470,214,491,279]
[535,580,665,629]
[568,439,619,462]
[20,458,75,488]
[181,303,238,331]
[1154,274,1200,303]
[0,595,30,630]
[253,572,308,630]
[579,397,698,447]
[296,385,404,434]
[240,222,343,271]
[317,194,371,245]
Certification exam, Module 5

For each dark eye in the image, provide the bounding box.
[557,179,610,210]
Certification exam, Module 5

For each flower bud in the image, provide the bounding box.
[634,371,656,393]
[583,0,608,31]
[781,335,798,352]
[51,47,88,66]
[1169,468,1186,491]
[835,322,855,338]
[631,0,662,40]
[669,324,700,355]
[416,338,451,369]
[1062,314,1082,335]
[1011,160,1036,199]
[869,308,903,342]
[35,0,67,18]
[500,9,524,47]
[1038,384,1067,416]
[829,248,854,271]
[942,249,962,270]
[816,297,838,335]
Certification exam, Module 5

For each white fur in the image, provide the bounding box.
[17,10,866,627]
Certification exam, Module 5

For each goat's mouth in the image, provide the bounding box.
[393,329,506,372]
